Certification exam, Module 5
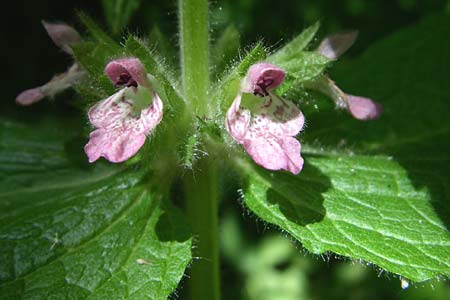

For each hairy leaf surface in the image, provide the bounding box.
[0,115,192,299]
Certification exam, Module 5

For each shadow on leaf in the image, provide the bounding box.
[155,206,192,243]
[248,160,330,227]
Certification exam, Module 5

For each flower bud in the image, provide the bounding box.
[317,31,358,60]
[42,21,82,55]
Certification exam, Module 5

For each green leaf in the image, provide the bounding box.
[101,0,142,35]
[78,12,120,51]
[269,21,320,62]
[211,24,241,77]
[0,115,192,299]
[240,14,450,283]
[275,52,330,82]
[270,51,331,97]
[267,22,330,84]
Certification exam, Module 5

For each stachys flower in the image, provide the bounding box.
[84,58,163,163]
[226,63,305,174]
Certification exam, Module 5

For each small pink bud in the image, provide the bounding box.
[42,21,82,55]
[347,95,383,120]
[317,31,358,60]
[242,63,286,96]
[15,88,45,106]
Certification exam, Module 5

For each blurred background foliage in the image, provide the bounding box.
[4,0,449,104]
[220,204,450,300]
[3,0,450,299]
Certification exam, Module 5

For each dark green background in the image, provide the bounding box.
[3,0,447,105]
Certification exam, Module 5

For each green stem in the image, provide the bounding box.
[185,160,220,300]
[179,0,219,299]
[179,0,210,116]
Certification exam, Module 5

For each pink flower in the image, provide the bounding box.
[226,63,305,174]
[16,21,84,106]
[84,58,163,163]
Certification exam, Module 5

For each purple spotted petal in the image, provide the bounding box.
[226,94,304,174]
[225,94,251,143]
[347,95,383,120]
[139,93,164,130]
[87,89,130,129]
[84,91,163,163]
[242,63,285,96]
[42,21,81,55]
[317,31,358,60]
[105,58,150,88]
[84,128,147,163]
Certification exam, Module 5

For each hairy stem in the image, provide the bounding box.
[179,0,220,299]
[184,159,220,300]
[179,0,210,116]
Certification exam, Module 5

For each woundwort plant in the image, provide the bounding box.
[15,1,380,299]
[8,1,450,300]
